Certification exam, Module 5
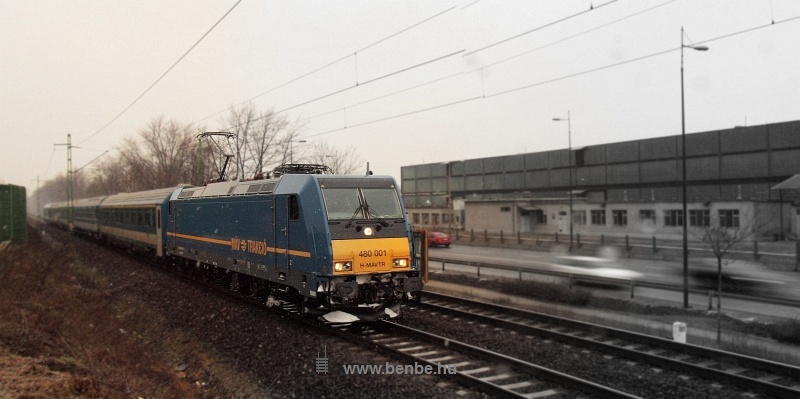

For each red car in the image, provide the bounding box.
[427,232,452,248]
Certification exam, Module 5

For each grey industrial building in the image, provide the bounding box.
[401,120,800,241]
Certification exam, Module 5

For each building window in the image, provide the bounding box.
[639,210,656,225]
[422,213,429,225]
[500,206,510,212]
[689,210,710,227]
[432,213,440,225]
[442,213,450,224]
[413,213,420,224]
[572,210,586,225]
[533,210,547,224]
[664,210,683,227]
[612,210,627,226]
[590,210,606,225]
[718,209,740,228]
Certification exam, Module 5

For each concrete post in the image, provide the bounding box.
[753,240,760,260]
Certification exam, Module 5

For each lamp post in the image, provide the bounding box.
[290,139,307,164]
[681,27,709,308]
[553,111,573,251]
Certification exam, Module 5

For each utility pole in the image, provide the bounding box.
[30,176,40,218]
[55,134,73,227]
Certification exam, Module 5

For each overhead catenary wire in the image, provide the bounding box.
[192,4,458,125]
[462,0,618,57]
[304,15,800,139]
[53,2,796,182]
[78,0,243,146]
[468,0,676,73]
[41,148,57,181]
[42,3,458,185]
[298,72,464,124]
[219,49,466,132]
[287,0,661,138]
[213,0,625,136]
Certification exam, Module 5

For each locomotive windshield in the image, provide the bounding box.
[322,187,403,220]
[362,188,403,218]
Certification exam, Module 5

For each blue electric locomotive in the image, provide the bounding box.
[167,167,423,321]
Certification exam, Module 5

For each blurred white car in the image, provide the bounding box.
[549,256,644,281]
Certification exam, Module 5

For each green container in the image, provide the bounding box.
[0,184,27,243]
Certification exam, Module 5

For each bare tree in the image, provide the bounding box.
[247,107,288,178]
[90,151,143,195]
[220,103,259,180]
[276,125,304,166]
[306,140,364,175]
[116,116,197,190]
[696,208,767,341]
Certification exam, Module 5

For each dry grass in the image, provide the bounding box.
[0,229,202,399]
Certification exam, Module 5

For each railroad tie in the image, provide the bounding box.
[522,388,563,398]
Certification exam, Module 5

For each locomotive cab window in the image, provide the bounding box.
[361,188,403,219]
[322,188,363,220]
[321,187,402,220]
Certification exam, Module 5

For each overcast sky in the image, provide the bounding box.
[2,0,799,196]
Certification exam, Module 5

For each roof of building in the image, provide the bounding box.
[771,174,800,190]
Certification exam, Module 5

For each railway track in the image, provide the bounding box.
[329,320,641,399]
[49,226,799,398]
[412,291,800,399]
[146,251,800,398]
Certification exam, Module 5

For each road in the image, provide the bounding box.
[427,244,800,319]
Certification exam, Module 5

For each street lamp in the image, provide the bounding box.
[553,111,573,251]
[290,139,307,164]
[681,26,709,308]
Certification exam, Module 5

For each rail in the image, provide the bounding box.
[417,292,800,399]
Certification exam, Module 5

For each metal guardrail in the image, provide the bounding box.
[451,231,800,270]
[427,256,800,307]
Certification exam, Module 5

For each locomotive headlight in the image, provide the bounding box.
[392,258,408,268]
[334,261,352,272]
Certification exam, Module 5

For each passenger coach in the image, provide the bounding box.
[98,186,189,257]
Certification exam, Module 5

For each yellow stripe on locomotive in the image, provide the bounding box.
[331,237,411,274]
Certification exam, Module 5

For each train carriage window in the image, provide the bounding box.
[289,195,300,221]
